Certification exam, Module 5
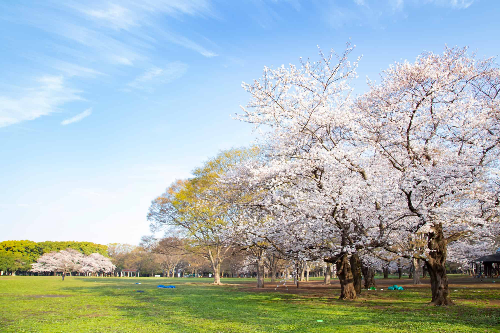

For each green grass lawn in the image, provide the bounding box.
[0,276,499,332]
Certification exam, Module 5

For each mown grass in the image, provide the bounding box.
[0,276,499,332]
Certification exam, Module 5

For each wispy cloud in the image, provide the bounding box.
[159,31,218,58]
[0,76,82,128]
[248,0,285,28]
[18,53,105,78]
[4,0,218,67]
[66,0,218,58]
[78,3,140,31]
[0,0,219,128]
[52,22,145,66]
[52,61,104,78]
[72,0,215,27]
[425,0,475,9]
[323,0,475,29]
[61,108,92,125]
[127,62,188,91]
[391,0,476,10]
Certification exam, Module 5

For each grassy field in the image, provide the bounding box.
[0,276,499,332]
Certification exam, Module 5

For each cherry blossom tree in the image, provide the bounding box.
[31,249,83,280]
[232,43,400,299]
[233,44,500,305]
[31,249,115,279]
[81,253,115,276]
[357,46,500,305]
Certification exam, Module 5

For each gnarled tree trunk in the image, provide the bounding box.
[350,253,362,294]
[426,223,452,305]
[336,253,356,300]
[383,263,389,279]
[361,265,376,289]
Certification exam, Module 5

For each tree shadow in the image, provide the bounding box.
[58,278,500,332]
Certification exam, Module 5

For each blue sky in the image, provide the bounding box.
[1,0,498,246]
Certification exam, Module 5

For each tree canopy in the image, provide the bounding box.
[0,240,108,273]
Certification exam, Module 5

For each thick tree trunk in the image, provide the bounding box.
[324,263,331,285]
[426,223,453,305]
[62,272,65,281]
[300,265,305,282]
[256,257,265,288]
[213,263,221,285]
[350,253,362,295]
[336,253,356,300]
[426,260,451,305]
[361,265,376,289]
[412,258,421,285]
[397,259,402,279]
[306,264,310,282]
[208,248,222,285]
[383,264,389,279]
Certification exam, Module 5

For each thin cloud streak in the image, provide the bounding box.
[323,0,475,29]
[61,108,93,125]
[161,31,218,58]
[67,0,218,58]
[71,0,216,28]
[0,76,82,128]
[127,62,189,91]
[52,61,105,78]
[0,0,217,128]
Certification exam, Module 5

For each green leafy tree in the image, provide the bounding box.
[0,252,30,274]
[148,148,259,284]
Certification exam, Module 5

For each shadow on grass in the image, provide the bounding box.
[58,277,500,332]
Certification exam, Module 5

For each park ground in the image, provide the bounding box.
[0,275,499,332]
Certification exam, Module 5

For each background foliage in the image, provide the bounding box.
[0,240,108,273]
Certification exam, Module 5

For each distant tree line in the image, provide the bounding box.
[109,236,331,281]
[0,240,108,275]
